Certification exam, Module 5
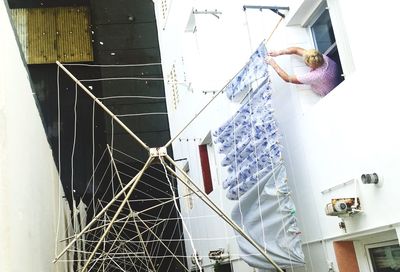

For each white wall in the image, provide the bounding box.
[269,0,400,271]
[0,2,69,271]
[155,0,400,271]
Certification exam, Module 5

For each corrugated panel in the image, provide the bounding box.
[56,7,93,63]
[10,9,28,61]
[11,6,94,64]
[27,8,57,64]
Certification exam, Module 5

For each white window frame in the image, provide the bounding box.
[288,0,355,79]
[325,0,355,78]
[353,229,399,272]
[307,4,335,55]
[365,239,400,272]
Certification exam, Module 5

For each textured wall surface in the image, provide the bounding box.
[11,6,93,64]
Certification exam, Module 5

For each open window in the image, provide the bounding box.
[310,7,344,85]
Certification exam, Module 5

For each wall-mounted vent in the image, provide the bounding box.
[168,64,179,110]
[10,7,93,64]
[161,0,169,20]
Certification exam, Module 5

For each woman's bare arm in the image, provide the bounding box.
[266,57,301,84]
[269,47,306,57]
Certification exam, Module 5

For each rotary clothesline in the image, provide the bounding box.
[54,42,290,271]
[56,139,243,272]
[59,147,277,271]
[56,144,190,271]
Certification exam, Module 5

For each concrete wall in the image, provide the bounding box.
[0,1,69,271]
[155,0,400,271]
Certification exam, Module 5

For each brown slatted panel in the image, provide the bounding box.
[25,7,93,64]
[56,7,93,63]
[10,9,28,60]
[27,8,57,64]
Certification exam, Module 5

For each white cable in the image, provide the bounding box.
[247,89,268,252]
[77,147,108,200]
[99,95,165,100]
[110,119,115,196]
[92,101,96,215]
[233,105,246,230]
[159,156,203,271]
[116,112,168,117]
[55,65,62,257]
[71,84,78,235]
[81,77,163,82]
[62,62,161,67]
[244,8,254,51]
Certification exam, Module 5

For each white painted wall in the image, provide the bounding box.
[271,1,400,271]
[155,0,400,271]
[0,2,69,271]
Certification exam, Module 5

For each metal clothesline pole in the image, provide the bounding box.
[137,216,190,272]
[95,201,135,271]
[164,55,256,148]
[266,16,284,43]
[133,217,158,272]
[164,154,285,272]
[53,168,146,262]
[56,61,150,151]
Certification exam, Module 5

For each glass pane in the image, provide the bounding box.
[369,244,400,272]
[311,9,336,53]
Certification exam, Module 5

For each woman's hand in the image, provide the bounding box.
[267,50,281,57]
[265,56,276,66]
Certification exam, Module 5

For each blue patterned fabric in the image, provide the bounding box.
[212,42,304,269]
[214,78,281,200]
[225,43,269,101]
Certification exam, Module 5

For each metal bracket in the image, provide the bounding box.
[149,147,168,158]
[129,211,138,218]
[193,9,222,19]
[243,5,289,18]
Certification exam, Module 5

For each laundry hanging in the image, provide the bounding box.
[213,42,304,270]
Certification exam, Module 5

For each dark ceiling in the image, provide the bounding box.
[7,0,186,270]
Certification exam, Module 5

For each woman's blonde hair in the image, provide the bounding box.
[303,49,324,68]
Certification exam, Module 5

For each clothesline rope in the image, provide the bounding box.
[62,62,162,67]
[81,77,164,82]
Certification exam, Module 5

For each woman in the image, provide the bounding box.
[266,47,340,96]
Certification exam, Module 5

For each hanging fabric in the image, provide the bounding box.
[213,41,304,270]
[231,164,304,270]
